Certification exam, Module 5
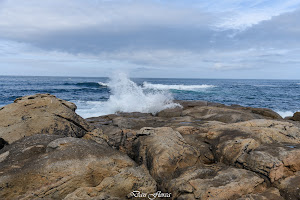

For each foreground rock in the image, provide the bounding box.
[0,94,92,147]
[2,95,300,199]
[276,172,300,200]
[166,166,266,200]
[0,134,156,199]
[133,127,202,186]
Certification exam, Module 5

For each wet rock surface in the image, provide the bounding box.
[1,96,300,199]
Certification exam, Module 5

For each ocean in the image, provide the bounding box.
[1,74,300,118]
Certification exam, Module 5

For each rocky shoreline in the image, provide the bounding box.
[1,94,300,199]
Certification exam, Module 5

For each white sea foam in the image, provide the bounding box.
[253,85,276,87]
[143,82,216,91]
[76,73,180,118]
[98,82,108,87]
[275,110,295,118]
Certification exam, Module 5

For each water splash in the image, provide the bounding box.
[76,72,180,118]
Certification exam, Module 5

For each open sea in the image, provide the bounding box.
[0,75,300,118]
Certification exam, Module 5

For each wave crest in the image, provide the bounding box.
[143,82,216,91]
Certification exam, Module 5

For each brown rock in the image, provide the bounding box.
[207,119,300,144]
[238,188,285,200]
[112,116,167,129]
[82,129,109,146]
[0,135,156,199]
[237,144,300,182]
[276,171,300,200]
[64,166,156,200]
[166,166,266,200]
[291,112,300,122]
[174,100,208,109]
[182,134,215,164]
[0,94,92,146]
[232,106,283,120]
[156,106,183,118]
[182,106,264,123]
[133,127,201,186]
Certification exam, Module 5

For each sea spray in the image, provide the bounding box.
[76,73,180,118]
[104,72,180,114]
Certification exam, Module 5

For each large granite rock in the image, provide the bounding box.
[237,144,300,183]
[0,134,156,199]
[0,94,92,146]
[207,119,300,143]
[133,127,201,186]
[165,166,267,200]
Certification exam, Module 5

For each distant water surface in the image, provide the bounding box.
[0,75,299,118]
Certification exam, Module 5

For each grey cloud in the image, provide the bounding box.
[1,0,300,78]
[236,9,300,48]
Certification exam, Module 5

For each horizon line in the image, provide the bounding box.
[0,74,300,81]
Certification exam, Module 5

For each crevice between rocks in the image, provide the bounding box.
[54,114,88,132]
[0,138,9,150]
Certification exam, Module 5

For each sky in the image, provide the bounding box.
[0,0,300,79]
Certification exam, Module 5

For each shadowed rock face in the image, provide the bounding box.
[276,172,300,200]
[0,94,93,146]
[0,134,156,199]
[290,112,300,122]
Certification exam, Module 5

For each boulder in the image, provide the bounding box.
[156,107,183,118]
[165,166,266,200]
[0,135,156,199]
[182,106,264,123]
[207,119,300,144]
[237,144,300,182]
[291,112,300,122]
[0,94,92,147]
[237,188,285,200]
[203,120,300,182]
[276,171,300,200]
[174,100,208,109]
[63,166,155,200]
[133,127,201,186]
[181,134,215,164]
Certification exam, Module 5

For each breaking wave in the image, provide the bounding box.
[143,82,216,91]
[98,82,109,87]
[76,73,180,117]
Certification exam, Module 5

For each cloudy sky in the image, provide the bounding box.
[0,0,300,78]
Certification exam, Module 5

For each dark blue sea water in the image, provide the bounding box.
[1,75,300,118]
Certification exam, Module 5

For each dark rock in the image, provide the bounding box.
[291,112,300,121]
